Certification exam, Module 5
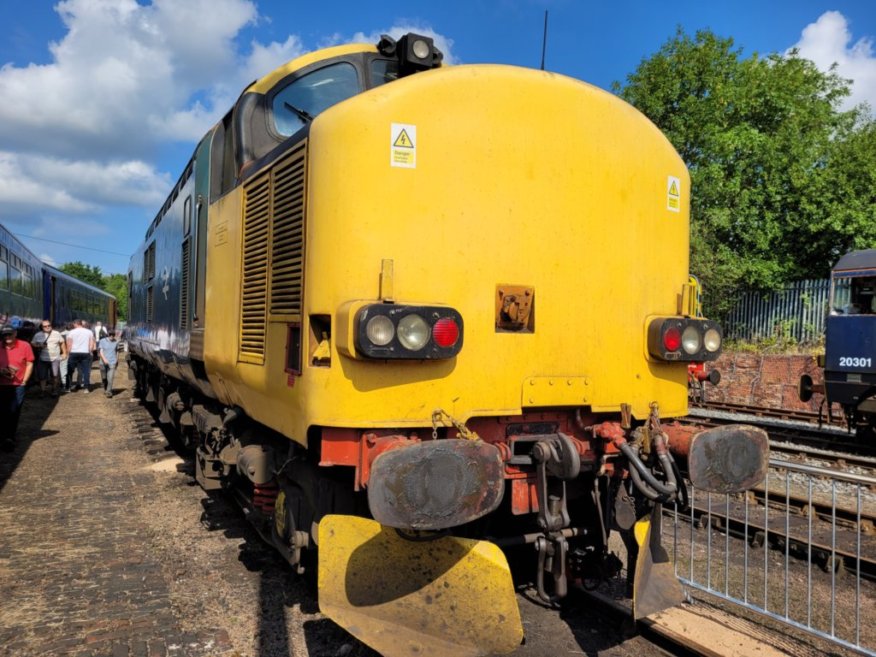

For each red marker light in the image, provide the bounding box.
[663,326,682,352]
[432,317,460,348]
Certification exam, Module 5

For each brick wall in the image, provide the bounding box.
[703,352,824,411]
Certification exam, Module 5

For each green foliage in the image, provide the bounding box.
[102,273,128,322]
[614,28,876,318]
[60,261,103,288]
[59,261,128,322]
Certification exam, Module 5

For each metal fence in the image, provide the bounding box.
[665,459,875,656]
[723,279,832,344]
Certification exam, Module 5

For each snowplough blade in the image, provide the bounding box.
[632,505,684,619]
[318,514,523,657]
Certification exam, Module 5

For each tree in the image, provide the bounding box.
[613,29,876,317]
[102,273,128,322]
[60,261,104,288]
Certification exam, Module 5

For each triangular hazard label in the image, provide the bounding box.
[668,180,679,196]
[393,129,414,148]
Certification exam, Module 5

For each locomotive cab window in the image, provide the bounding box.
[270,62,360,137]
[370,59,399,87]
[832,274,876,315]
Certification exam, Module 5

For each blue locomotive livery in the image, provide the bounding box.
[0,222,117,337]
[800,249,876,441]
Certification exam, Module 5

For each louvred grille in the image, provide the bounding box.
[239,142,306,364]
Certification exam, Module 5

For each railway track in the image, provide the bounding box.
[670,458,876,583]
[678,497,876,581]
[689,400,844,427]
[768,442,876,472]
[683,402,874,458]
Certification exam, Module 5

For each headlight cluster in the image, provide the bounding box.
[648,317,722,362]
[357,304,463,359]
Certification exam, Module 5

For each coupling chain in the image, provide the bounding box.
[431,409,480,442]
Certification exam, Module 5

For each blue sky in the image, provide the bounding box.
[0,0,874,275]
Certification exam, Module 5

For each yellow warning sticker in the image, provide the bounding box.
[667,175,680,212]
[393,129,413,148]
[391,123,416,168]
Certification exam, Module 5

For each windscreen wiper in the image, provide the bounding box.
[285,102,314,123]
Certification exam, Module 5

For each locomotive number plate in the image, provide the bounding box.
[839,357,872,367]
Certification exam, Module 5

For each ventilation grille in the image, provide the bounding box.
[180,237,191,331]
[146,286,154,323]
[239,142,307,364]
[270,146,306,316]
[145,243,156,280]
[240,174,271,362]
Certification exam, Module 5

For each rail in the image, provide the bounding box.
[666,458,876,656]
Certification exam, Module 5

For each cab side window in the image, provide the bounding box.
[370,59,400,88]
[271,62,360,137]
[853,278,876,314]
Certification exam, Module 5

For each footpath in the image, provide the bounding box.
[0,364,233,657]
[0,362,373,657]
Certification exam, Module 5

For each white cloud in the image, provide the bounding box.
[0,152,95,215]
[241,35,307,87]
[0,0,271,156]
[0,1,459,163]
[790,11,876,112]
[349,25,458,65]
[0,151,169,216]
[39,253,59,267]
[0,1,458,273]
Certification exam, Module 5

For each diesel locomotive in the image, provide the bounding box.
[126,33,768,656]
[800,249,876,441]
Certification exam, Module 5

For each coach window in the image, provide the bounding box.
[0,259,6,290]
[22,268,32,299]
[9,265,21,295]
[271,62,359,137]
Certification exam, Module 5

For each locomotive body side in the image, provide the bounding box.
[127,144,215,397]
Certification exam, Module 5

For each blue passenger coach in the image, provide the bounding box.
[0,225,44,339]
[42,264,117,328]
[0,222,117,339]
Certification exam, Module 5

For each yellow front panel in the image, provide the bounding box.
[205,64,691,444]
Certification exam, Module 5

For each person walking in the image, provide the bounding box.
[0,324,35,451]
[66,319,96,393]
[92,321,107,362]
[59,322,72,392]
[31,320,67,397]
[93,321,108,342]
[98,330,119,398]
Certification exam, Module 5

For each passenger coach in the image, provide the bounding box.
[0,223,115,338]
